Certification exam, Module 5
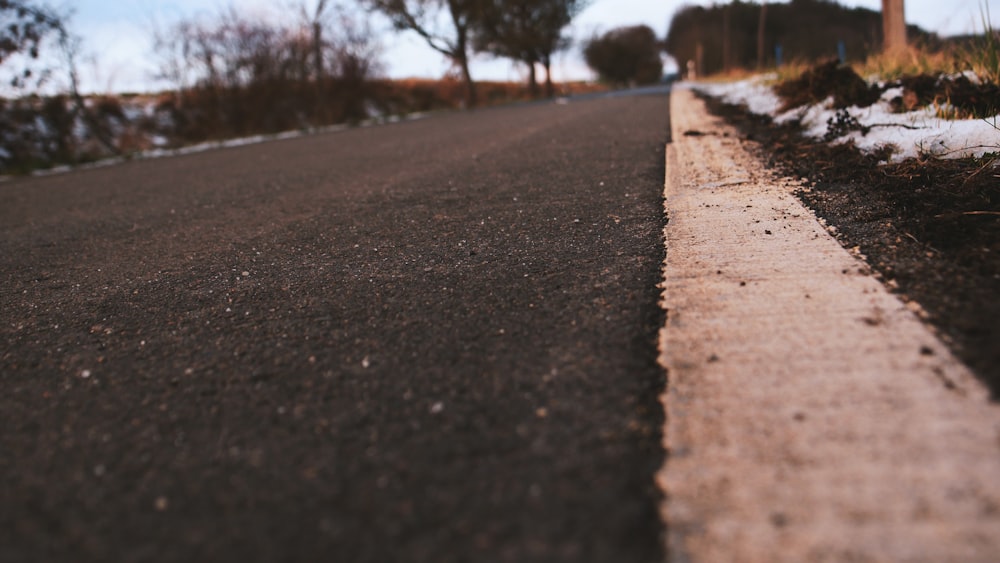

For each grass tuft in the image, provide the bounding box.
[857,3,998,88]
[859,45,958,82]
[958,2,1000,84]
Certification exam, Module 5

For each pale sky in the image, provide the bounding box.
[55,0,1000,93]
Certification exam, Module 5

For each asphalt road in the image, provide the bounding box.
[1,89,671,562]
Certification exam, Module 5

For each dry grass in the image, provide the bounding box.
[860,4,998,86]
[699,67,762,83]
[771,61,818,84]
[859,46,960,81]
[959,4,1000,84]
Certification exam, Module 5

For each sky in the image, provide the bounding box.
[54,0,1000,93]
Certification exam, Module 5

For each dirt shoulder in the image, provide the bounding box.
[697,90,1000,398]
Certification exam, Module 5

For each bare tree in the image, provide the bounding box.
[364,0,480,107]
[292,0,333,97]
[324,6,384,121]
[1,3,132,168]
[536,0,587,97]
[0,0,65,90]
[756,1,767,70]
[152,3,382,139]
[475,0,587,97]
[58,32,121,155]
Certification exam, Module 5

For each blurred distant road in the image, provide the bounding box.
[0,87,670,562]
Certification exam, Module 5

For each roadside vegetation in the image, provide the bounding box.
[666,0,998,162]
[683,2,999,395]
[3,0,996,177]
[0,0,607,176]
[584,25,663,87]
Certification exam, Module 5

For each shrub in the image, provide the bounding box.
[584,25,663,86]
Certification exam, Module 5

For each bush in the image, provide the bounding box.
[584,25,663,86]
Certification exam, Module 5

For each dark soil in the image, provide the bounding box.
[892,73,1000,117]
[698,91,1000,399]
[775,59,1000,118]
[775,60,882,111]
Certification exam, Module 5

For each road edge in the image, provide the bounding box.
[656,86,1000,562]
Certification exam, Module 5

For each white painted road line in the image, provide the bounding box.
[658,87,1000,563]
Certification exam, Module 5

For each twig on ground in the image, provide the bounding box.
[868,122,925,130]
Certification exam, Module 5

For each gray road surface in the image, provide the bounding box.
[1,90,671,562]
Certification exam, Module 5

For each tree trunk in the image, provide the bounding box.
[696,41,704,79]
[62,35,120,157]
[722,4,731,73]
[527,60,539,98]
[756,2,767,70]
[313,21,324,123]
[881,0,907,54]
[543,56,554,98]
[447,1,477,109]
[313,22,324,79]
[458,54,477,108]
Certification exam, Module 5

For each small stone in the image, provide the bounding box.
[154,496,169,511]
[430,402,444,414]
[906,300,929,319]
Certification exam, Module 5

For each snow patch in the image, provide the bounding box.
[689,77,1000,163]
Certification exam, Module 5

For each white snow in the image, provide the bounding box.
[692,75,1000,163]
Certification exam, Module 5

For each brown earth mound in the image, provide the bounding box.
[775,59,882,110]
[892,73,1000,118]
[775,60,1000,118]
